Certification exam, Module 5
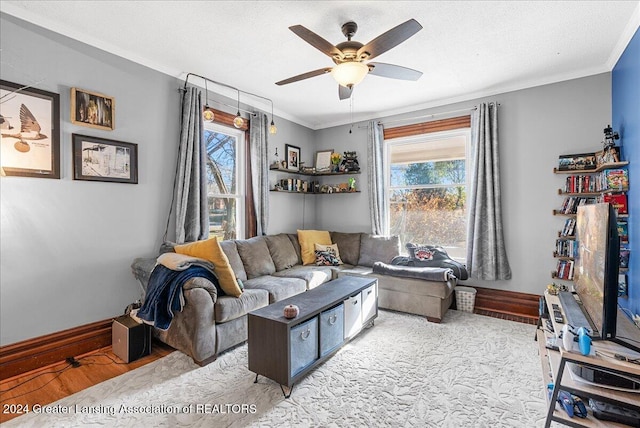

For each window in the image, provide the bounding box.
[386,128,470,260]
[204,122,245,240]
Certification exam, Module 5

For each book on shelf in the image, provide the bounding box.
[559,196,597,214]
[555,259,575,280]
[618,273,628,297]
[602,193,628,215]
[617,221,629,243]
[561,218,576,236]
[620,248,630,269]
[603,168,629,191]
[557,152,597,171]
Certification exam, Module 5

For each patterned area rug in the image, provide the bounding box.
[6,310,547,427]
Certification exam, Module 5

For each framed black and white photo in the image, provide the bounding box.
[72,134,138,184]
[0,80,60,178]
[315,149,333,171]
[285,144,300,171]
[71,87,115,131]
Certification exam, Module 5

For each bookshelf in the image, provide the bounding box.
[269,167,361,195]
[552,160,630,294]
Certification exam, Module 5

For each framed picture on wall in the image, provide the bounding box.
[72,134,138,184]
[0,79,61,179]
[70,87,115,131]
[315,149,333,171]
[285,144,301,171]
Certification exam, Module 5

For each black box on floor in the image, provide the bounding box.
[112,315,151,363]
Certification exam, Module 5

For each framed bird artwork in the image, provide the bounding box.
[0,80,61,178]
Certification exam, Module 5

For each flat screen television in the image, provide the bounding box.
[573,203,619,341]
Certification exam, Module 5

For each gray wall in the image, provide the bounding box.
[0,14,312,345]
[314,73,612,296]
[0,12,612,345]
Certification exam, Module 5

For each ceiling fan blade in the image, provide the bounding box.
[368,62,423,81]
[357,19,422,61]
[338,85,353,100]
[276,67,333,86]
[289,25,343,59]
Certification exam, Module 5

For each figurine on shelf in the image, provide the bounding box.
[341,151,360,172]
[348,177,356,191]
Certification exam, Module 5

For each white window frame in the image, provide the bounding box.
[384,128,471,259]
[203,121,246,239]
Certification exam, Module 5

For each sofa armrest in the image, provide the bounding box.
[131,257,157,296]
[183,277,219,304]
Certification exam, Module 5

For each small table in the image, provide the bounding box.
[248,276,377,397]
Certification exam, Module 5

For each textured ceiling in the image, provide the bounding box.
[1,1,639,129]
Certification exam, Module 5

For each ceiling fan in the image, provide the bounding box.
[276,19,423,100]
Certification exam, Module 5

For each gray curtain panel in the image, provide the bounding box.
[174,87,208,244]
[466,102,512,280]
[250,112,269,236]
[367,121,387,235]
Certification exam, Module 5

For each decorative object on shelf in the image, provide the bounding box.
[315,149,333,171]
[271,147,280,169]
[0,80,61,179]
[348,177,356,191]
[557,152,597,171]
[285,144,301,171]
[283,304,299,319]
[330,152,342,172]
[70,87,115,131]
[72,133,138,184]
[602,124,620,149]
[341,151,360,172]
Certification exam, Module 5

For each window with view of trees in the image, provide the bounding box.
[387,129,470,260]
[204,122,245,240]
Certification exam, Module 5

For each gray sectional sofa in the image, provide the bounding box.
[131,232,457,365]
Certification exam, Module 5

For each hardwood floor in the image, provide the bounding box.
[0,340,174,424]
[0,310,536,424]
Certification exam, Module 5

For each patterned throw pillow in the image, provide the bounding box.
[314,243,344,266]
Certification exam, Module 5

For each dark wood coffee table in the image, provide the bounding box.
[248,276,377,397]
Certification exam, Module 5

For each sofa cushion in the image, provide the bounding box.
[219,240,248,281]
[297,229,332,265]
[330,232,362,266]
[242,275,307,303]
[286,233,303,264]
[214,289,269,323]
[314,243,343,266]
[265,234,299,271]
[174,237,243,297]
[358,234,400,267]
[236,236,276,279]
[272,265,333,290]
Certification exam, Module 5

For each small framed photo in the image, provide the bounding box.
[285,144,301,171]
[71,87,115,131]
[315,149,333,170]
[0,80,60,178]
[72,134,138,184]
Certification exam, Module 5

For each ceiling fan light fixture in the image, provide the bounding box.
[331,62,369,87]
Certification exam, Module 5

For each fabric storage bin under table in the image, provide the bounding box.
[289,317,318,376]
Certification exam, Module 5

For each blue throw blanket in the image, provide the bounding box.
[137,264,222,330]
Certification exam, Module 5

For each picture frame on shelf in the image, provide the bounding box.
[72,133,138,184]
[0,79,61,179]
[285,144,300,171]
[315,149,333,171]
[70,87,115,131]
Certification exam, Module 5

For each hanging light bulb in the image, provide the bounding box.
[203,79,215,122]
[269,99,277,134]
[233,89,244,128]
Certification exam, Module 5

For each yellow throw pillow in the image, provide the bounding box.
[174,237,243,297]
[297,230,332,265]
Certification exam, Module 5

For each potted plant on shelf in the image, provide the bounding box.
[330,152,342,173]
